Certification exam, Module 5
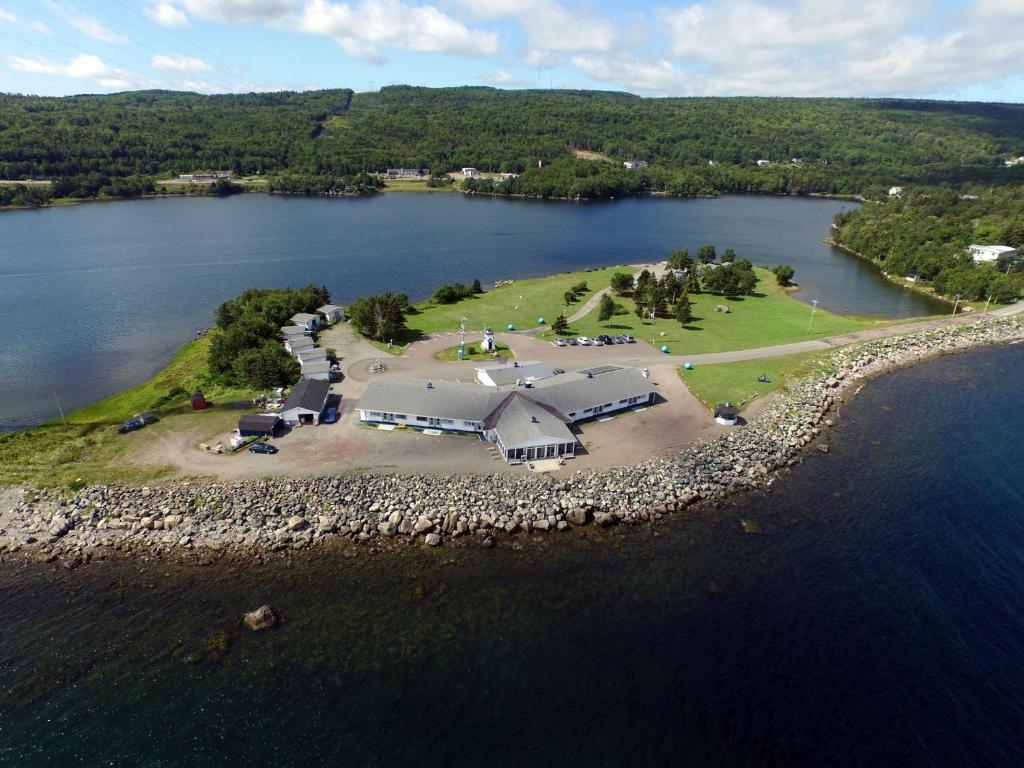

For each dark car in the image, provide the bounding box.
[597,335,613,345]
[248,442,278,454]
[136,411,159,425]
[322,406,338,424]
[623,334,636,343]
[116,419,144,435]
[567,337,578,346]
[552,368,565,375]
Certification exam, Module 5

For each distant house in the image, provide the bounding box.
[623,160,648,169]
[280,325,308,339]
[280,380,331,426]
[968,244,1017,263]
[461,167,481,179]
[290,312,320,332]
[756,159,771,167]
[958,194,979,201]
[285,335,315,355]
[476,360,553,388]
[238,414,280,437]
[888,186,903,197]
[300,359,332,381]
[1004,156,1024,167]
[318,304,344,324]
[385,168,428,180]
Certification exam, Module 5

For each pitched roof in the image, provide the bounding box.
[280,325,307,337]
[290,313,319,324]
[358,378,500,421]
[286,335,315,349]
[239,414,280,432]
[296,347,327,360]
[483,392,573,449]
[529,366,654,414]
[477,360,553,387]
[318,304,344,313]
[300,360,331,374]
[283,379,330,413]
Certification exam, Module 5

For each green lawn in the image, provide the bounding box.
[434,342,513,361]
[0,336,257,487]
[680,351,836,411]
[563,268,904,354]
[400,265,628,342]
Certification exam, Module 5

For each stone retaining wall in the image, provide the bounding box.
[3,316,1022,566]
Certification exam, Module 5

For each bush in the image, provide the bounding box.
[773,264,796,286]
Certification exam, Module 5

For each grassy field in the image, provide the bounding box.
[382,179,455,193]
[679,351,836,411]
[0,336,256,487]
[403,265,627,342]
[562,268,904,354]
[433,342,513,361]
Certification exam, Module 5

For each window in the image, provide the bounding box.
[416,416,428,422]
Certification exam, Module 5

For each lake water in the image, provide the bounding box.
[2,344,1021,767]
[0,193,943,429]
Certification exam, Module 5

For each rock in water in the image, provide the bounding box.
[243,604,279,632]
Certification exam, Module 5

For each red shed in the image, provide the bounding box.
[191,390,209,410]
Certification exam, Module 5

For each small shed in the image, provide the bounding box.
[280,325,308,338]
[191,390,208,410]
[285,335,315,355]
[714,403,740,426]
[238,414,280,437]
[290,312,320,332]
[300,359,332,381]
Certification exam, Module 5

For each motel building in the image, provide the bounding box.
[357,363,656,463]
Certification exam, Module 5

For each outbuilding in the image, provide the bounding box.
[290,312,320,332]
[280,325,308,338]
[280,379,331,426]
[714,403,740,426]
[190,390,208,410]
[968,244,1016,263]
[318,304,344,324]
[285,335,315,355]
[296,346,328,364]
[300,359,332,381]
[238,414,280,437]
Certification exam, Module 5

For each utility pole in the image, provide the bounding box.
[807,299,819,333]
[458,317,467,360]
[53,391,66,426]
[952,294,961,317]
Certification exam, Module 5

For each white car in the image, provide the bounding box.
[554,338,566,347]
[577,336,591,346]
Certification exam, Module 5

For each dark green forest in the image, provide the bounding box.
[3,85,1024,201]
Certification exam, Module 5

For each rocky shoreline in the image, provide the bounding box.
[3,316,1022,568]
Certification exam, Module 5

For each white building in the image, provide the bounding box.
[296,347,328,364]
[968,244,1017,263]
[756,159,771,167]
[280,379,331,426]
[462,167,481,179]
[318,304,344,324]
[623,160,648,169]
[280,325,308,339]
[300,359,332,381]
[284,335,315,356]
[290,313,320,333]
[476,360,553,388]
[888,186,903,197]
[357,365,656,463]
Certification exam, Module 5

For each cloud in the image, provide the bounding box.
[178,0,295,22]
[458,0,616,53]
[7,53,158,90]
[69,15,129,44]
[480,69,531,87]
[0,9,51,35]
[292,0,498,62]
[0,9,16,24]
[145,3,192,29]
[151,54,213,72]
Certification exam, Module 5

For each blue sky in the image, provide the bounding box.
[1,0,1023,100]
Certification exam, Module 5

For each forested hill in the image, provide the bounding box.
[3,85,1024,198]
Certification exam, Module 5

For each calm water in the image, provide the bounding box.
[2,344,1022,767]
[0,194,943,429]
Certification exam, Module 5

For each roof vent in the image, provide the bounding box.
[427,381,433,389]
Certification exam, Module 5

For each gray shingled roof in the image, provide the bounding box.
[477,360,552,387]
[280,325,307,337]
[484,393,573,449]
[358,378,500,421]
[318,304,344,314]
[291,313,319,324]
[528,366,654,415]
[283,379,330,413]
[286,335,314,349]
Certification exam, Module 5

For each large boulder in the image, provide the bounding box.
[243,604,279,632]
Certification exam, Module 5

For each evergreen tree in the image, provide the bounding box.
[552,314,569,334]
[721,248,736,263]
[698,244,717,263]
[598,293,615,322]
[674,291,693,324]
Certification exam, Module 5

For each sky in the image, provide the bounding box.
[1,0,1024,101]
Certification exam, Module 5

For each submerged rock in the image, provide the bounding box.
[243,604,279,632]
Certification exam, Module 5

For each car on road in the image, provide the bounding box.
[322,406,338,424]
[248,442,278,454]
[577,336,591,346]
[554,338,566,347]
[623,334,636,343]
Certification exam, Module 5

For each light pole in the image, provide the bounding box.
[807,299,819,333]
[951,294,961,317]
[458,317,467,360]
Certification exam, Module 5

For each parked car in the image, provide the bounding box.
[592,338,604,346]
[612,336,625,344]
[597,335,613,345]
[554,338,566,347]
[567,337,578,346]
[322,406,338,424]
[116,419,144,435]
[136,411,159,425]
[623,334,636,343]
[552,368,565,375]
[577,336,591,346]
[248,442,278,454]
